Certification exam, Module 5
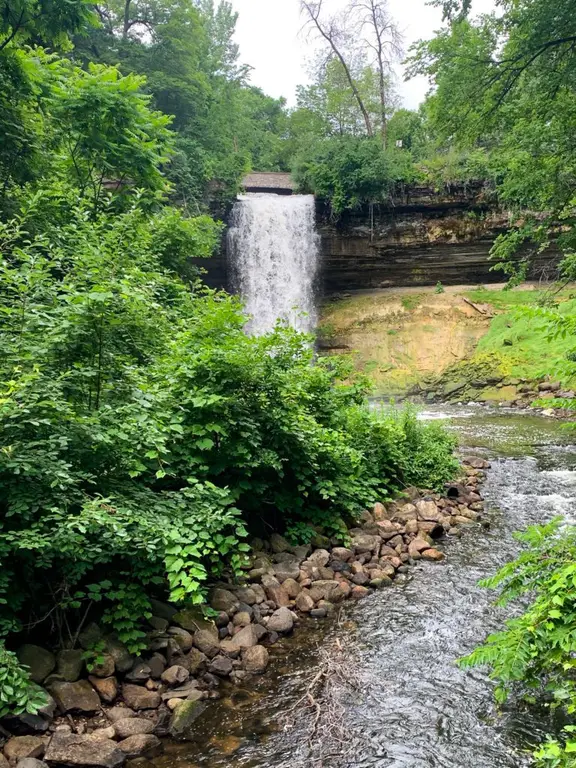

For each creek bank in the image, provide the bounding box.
[1,461,489,768]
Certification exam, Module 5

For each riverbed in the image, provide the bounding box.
[155,405,576,768]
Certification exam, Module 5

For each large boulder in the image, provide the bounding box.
[182,648,207,674]
[415,500,442,523]
[44,733,124,768]
[4,736,45,762]
[168,699,207,739]
[308,580,339,603]
[105,637,133,674]
[266,607,293,634]
[272,560,301,583]
[227,624,259,650]
[113,718,155,741]
[350,533,379,554]
[88,676,118,704]
[241,646,269,674]
[269,533,291,554]
[56,650,84,683]
[117,734,162,759]
[209,588,240,614]
[49,681,100,714]
[16,646,55,684]
[161,665,189,687]
[121,684,161,711]
[193,630,220,658]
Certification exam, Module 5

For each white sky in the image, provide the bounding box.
[227,0,495,109]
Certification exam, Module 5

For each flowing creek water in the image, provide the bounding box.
[154,405,576,768]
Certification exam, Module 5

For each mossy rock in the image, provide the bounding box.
[478,385,517,402]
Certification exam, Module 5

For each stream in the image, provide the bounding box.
[154,405,576,768]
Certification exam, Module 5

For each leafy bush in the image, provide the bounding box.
[293,136,417,214]
[459,520,576,766]
[0,644,48,718]
[0,192,458,675]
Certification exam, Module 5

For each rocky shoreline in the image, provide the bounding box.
[1,458,490,768]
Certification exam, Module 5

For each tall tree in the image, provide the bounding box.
[350,0,403,147]
[301,0,374,137]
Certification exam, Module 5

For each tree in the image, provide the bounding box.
[350,0,403,146]
[301,0,374,137]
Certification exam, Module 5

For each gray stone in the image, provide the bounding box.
[16,645,55,684]
[415,499,442,522]
[208,655,233,677]
[56,650,84,682]
[308,580,339,603]
[125,661,152,683]
[160,684,202,702]
[113,718,155,740]
[148,616,169,632]
[209,588,239,614]
[241,645,269,674]
[266,607,294,634]
[78,623,103,651]
[168,699,207,738]
[160,665,189,686]
[105,636,134,674]
[228,624,259,650]
[147,653,166,679]
[350,533,379,554]
[331,547,353,562]
[282,578,301,598]
[272,560,301,582]
[44,733,124,768]
[167,627,193,652]
[295,591,314,612]
[15,760,48,768]
[183,648,207,674]
[117,734,162,759]
[105,706,136,723]
[88,728,116,742]
[193,630,220,658]
[149,599,178,621]
[173,606,217,634]
[305,549,330,567]
[121,684,161,711]
[310,608,327,619]
[49,680,100,714]
[270,533,291,553]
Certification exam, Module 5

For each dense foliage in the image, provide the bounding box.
[460,521,576,766]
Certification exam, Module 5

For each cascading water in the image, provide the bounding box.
[227,193,319,335]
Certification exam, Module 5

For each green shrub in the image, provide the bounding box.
[459,520,576,766]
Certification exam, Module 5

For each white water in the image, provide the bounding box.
[227,193,320,335]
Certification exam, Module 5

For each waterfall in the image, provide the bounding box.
[227,193,320,335]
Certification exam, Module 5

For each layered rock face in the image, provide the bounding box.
[316,186,557,295]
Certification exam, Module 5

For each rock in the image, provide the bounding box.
[160,685,202,703]
[16,646,56,684]
[91,655,115,679]
[208,589,239,615]
[49,680,100,713]
[4,737,45,762]
[168,699,207,738]
[310,608,327,619]
[305,549,330,567]
[408,537,432,557]
[228,624,259,650]
[241,646,269,674]
[444,379,467,397]
[350,534,379,554]
[331,547,353,562]
[89,676,118,704]
[308,580,339,603]
[232,611,251,627]
[233,587,259,605]
[193,630,220,658]
[88,726,116,742]
[148,616,169,632]
[121,684,161,711]
[167,627,193,652]
[370,576,392,588]
[295,591,314,612]
[372,502,388,521]
[350,586,370,599]
[149,599,178,622]
[415,500,442,522]
[14,760,48,768]
[161,665,189,687]
[267,607,294,634]
[105,707,136,723]
[263,580,290,607]
[44,733,124,768]
[352,572,369,586]
[273,560,301,582]
[282,578,301,598]
[78,623,103,651]
[463,456,490,469]
[269,533,291,553]
[421,548,445,561]
[208,656,233,677]
[105,637,134,674]
[125,661,152,683]
[375,520,398,539]
[180,648,206,675]
[113,718,155,740]
[147,654,166,679]
[392,504,417,524]
[56,650,84,683]
[117,734,162,759]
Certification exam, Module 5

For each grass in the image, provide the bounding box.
[401,294,423,311]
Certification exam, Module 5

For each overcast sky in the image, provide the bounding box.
[226,0,495,109]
